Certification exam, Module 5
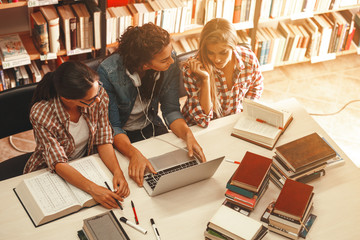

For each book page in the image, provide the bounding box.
[243,98,284,127]
[233,116,280,141]
[24,172,79,216]
[68,157,113,206]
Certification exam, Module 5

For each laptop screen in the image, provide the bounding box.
[148,149,197,172]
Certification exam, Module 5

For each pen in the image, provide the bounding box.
[150,218,161,240]
[256,118,266,123]
[120,217,147,235]
[131,200,139,224]
[225,159,241,164]
[104,181,123,210]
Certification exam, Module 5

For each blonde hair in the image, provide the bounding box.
[198,18,239,116]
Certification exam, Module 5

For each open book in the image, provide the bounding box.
[13,156,113,227]
[231,98,293,149]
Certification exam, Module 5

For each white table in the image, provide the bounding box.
[1,98,359,240]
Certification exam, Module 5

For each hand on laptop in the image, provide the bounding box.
[185,133,207,163]
[128,150,157,187]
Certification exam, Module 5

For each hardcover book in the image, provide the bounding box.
[57,4,77,52]
[230,151,272,192]
[72,3,91,49]
[231,98,293,149]
[273,179,314,221]
[275,132,337,172]
[13,156,114,227]
[207,205,267,240]
[40,5,60,53]
[31,11,50,55]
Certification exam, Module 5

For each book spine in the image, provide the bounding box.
[70,18,77,50]
[226,182,255,198]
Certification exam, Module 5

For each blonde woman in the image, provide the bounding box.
[181,18,264,127]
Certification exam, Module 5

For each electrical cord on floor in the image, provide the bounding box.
[309,99,360,116]
[9,136,34,153]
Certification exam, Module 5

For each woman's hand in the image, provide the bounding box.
[112,169,130,198]
[87,183,123,209]
[188,59,209,82]
[128,150,156,187]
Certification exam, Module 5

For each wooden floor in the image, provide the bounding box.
[1,53,359,167]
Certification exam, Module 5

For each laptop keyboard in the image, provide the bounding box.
[144,160,198,190]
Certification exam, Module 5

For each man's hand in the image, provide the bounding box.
[128,150,156,187]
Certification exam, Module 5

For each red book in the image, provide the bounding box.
[225,189,256,209]
[107,0,128,8]
[273,179,314,221]
[233,0,241,23]
[230,151,272,192]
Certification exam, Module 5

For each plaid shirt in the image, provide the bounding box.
[181,46,264,128]
[24,87,113,173]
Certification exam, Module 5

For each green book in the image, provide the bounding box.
[226,177,255,199]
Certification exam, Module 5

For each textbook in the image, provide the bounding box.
[231,98,293,149]
[273,179,314,221]
[13,156,114,227]
[275,132,337,172]
[229,151,272,192]
[206,205,267,240]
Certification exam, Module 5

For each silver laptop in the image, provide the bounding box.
[143,148,224,196]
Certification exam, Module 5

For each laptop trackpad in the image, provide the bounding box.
[148,149,195,172]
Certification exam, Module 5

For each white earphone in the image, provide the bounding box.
[126,69,161,139]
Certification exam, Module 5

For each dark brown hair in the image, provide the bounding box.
[31,61,98,106]
[117,23,170,74]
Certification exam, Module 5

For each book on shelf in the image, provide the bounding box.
[127,3,140,27]
[206,205,267,240]
[275,132,337,172]
[57,5,77,53]
[277,22,295,62]
[230,151,272,192]
[222,0,235,24]
[312,15,333,56]
[85,0,102,50]
[148,0,163,27]
[0,34,29,62]
[83,210,130,240]
[40,5,60,53]
[340,9,357,51]
[231,98,293,149]
[108,7,121,42]
[72,3,91,49]
[13,156,114,227]
[30,11,50,55]
[273,179,314,222]
[28,61,42,82]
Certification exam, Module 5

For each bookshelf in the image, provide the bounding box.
[1,0,360,88]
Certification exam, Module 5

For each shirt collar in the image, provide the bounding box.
[54,97,88,124]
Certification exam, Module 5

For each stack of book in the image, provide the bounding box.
[224,151,272,213]
[270,132,338,188]
[205,204,267,240]
[268,179,316,240]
